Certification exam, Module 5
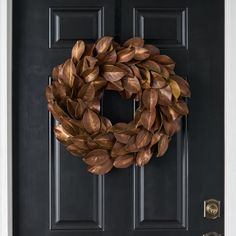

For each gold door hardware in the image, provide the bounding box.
[204,199,220,219]
[203,232,221,236]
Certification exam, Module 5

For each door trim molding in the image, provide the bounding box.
[225,0,236,235]
[0,0,12,235]
[0,0,234,235]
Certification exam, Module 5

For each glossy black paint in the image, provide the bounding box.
[13,0,224,235]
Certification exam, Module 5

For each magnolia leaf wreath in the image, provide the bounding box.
[45,36,191,175]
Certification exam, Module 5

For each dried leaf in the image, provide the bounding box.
[125,136,139,152]
[172,99,189,115]
[94,133,114,149]
[106,80,124,92]
[83,149,110,166]
[123,76,141,93]
[157,135,169,157]
[150,132,162,147]
[170,75,191,97]
[136,148,152,167]
[111,142,129,157]
[135,129,152,148]
[75,98,86,118]
[67,144,88,156]
[117,48,135,63]
[45,86,54,102]
[77,83,95,101]
[151,71,167,88]
[158,85,172,105]
[48,102,68,121]
[114,133,130,144]
[134,47,150,60]
[163,118,180,136]
[103,64,126,82]
[144,44,160,55]
[82,109,101,134]
[101,116,112,131]
[70,135,89,150]
[169,79,181,100]
[67,98,77,118]
[95,36,113,54]
[123,37,144,47]
[87,158,113,175]
[54,124,72,145]
[140,60,161,73]
[82,66,99,83]
[140,109,156,131]
[113,154,134,168]
[142,88,158,110]
[152,55,175,65]
[61,59,76,87]
[71,40,85,64]
[86,98,101,113]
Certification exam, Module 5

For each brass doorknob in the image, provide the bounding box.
[204,199,220,219]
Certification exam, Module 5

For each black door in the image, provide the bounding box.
[13,0,224,235]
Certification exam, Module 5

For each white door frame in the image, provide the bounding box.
[0,0,235,235]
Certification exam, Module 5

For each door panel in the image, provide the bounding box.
[13,0,224,236]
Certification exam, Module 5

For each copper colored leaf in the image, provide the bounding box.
[160,106,179,121]
[86,98,101,113]
[93,133,114,149]
[135,129,152,148]
[103,64,126,82]
[136,148,152,167]
[106,80,124,92]
[157,135,169,157]
[140,109,156,131]
[101,116,112,131]
[172,99,189,115]
[163,118,180,136]
[144,44,160,55]
[82,66,99,83]
[113,155,134,168]
[67,144,88,156]
[61,117,79,136]
[151,71,167,88]
[158,85,172,105]
[86,137,99,149]
[54,124,72,145]
[116,63,134,77]
[153,55,175,65]
[170,75,191,97]
[52,64,63,80]
[83,149,110,166]
[71,40,85,64]
[66,99,77,118]
[45,86,54,102]
[111,142,128,157]
[131,65,142,80]
[48,102,68,121]
[123,76,141,93]
[84,43,95,56]
[82,109,101,134]
[114,133,130,144]
[75,98,86,119]
[61,59,76,87]
[92,77,107,90]
[140,60,161,73]
[70,135,89,150]
[95,36,113,54]
[142,88,158,110]
[78,83,95,101]
[169,79,181,100]
[150,132,162,147]
[87,158,113,175]
[117,48,135,63]
[123,37,144,47]
[111,122,128,133]
[125,136,139,152]
[134,47,150,60]
[85,56,98,68]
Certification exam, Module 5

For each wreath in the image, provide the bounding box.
[45,36,190,175]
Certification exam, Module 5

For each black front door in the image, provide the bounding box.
[13,0,224,235]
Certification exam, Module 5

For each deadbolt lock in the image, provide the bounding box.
[204,199,220,219]
[203,232,221,236]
